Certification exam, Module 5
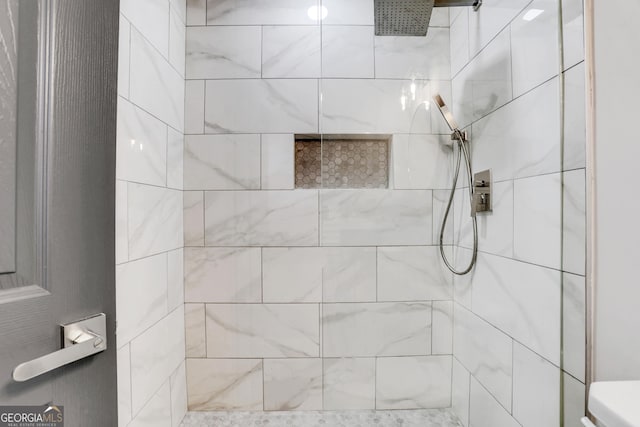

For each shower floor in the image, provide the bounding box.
[180,409,462,427]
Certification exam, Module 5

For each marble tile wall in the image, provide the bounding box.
[183,0,456,412]
[116,0,186,426]
[449,1,586,426]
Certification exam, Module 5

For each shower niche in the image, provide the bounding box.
[294,134,391,189]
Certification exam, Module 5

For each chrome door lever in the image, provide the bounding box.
[12,313,107,382]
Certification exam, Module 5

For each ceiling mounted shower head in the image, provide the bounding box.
[433,94,459,131]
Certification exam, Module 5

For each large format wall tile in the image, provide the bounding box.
[129,382,172,427]
[262,247,376,303]
[183,191,204,246]
[206,0,319,25]
[261,134,294,190]
[563,169,586,275]
[323,358,375,410]
[185,303,206,358]
[184,134,261,190]
[321,0,374,25]
[322,302,431,357]
[564,62,586,170]
[130,29,184,131]
[205,79,318,133]
[321,26,374,78]
[116,97,167,187]
[563,273,586,382]
[206,304,320,357]
[377,246,452,301]
[262,26,321,78]
[374,28,450,79]
[186,358,263,411]
[452,358,470,427]
[376,356,452,409]
[204,190,319,246]
[186,26,261,79]
[475,181,514,257]
[117,345,132,426]
[121,0,170,57]
[264,359,323,411]
[184,80,204,134]
[450,9,469,77]
[468,0,530,57]
[471,252,561,364]
[391,134,453,190]
[128,183,183,259]
[130,306,185,415]
[170,362,187,427]
[453,304,513,410]
[432,301,454,354]
[184,247,262,302]
[468,377,520,427]
[562,0,585,70]
[167,128,184,190]
[320,190,432,246]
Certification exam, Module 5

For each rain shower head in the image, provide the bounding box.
[433,94,459,132]
[374,0,482,36]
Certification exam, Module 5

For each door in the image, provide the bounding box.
[0,0,119,425]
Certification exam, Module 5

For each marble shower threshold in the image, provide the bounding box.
[180,409,463,427]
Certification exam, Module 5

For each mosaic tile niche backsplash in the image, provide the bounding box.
[295,135,390,189]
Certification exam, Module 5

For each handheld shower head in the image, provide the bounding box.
[433,94,459,132]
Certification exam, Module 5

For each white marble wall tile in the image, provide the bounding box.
[261,134,294,190]
[128,183,183,259]
[562,0,584,70]
[169,6,186,76]
[186,358,263,411]
[321,190,432,246]
[432,301,453,354]
[391,134,453,190]
[564,62,586,170]
[512,342,560,427]
[185,80,205,134]
[321,0,374,25]
[471,252,561,364]
[564,373,586,426]
[185,303,206,357]
[321,26,374,78]
[433,190,454,245]
[375,29,450,80]
[452,247,473,308]
[167,248,184,311]
[167,128,183,190]
[377,246,452,302]
[206,304,320,357]
[262,26,321,78]
[262,247,377,303]
[320,79,432,134]
[116,253,168,346]
[468,377,520,427]
[186,0,206,26]
[170,0,186,22]
[117,345,132,426]
[471,78,561,182]
[563,169,586,275]
[130,29,184,131]
[452,358,470,427]
[511,0,560,98]
[430,8,450,27]
[514,173,562,269]
[170,362,187,427]
[264,359,323,411]
[452,27,512,128]
[468,0,531,57]
[130,306,186,414]
[116,180,129,264]
[450,9,469,77]
[450,6,463,25]
[323,358,375,410]
[205,79,318,134]
[322,302,431,357]
[121,0,170,58]
[184,134,261,190]
[476,180,513,257]
[204,190,319,246]
[117,97,167,187]
[453,304,512,409]
[376,356,452,409]
[186,26,261,79]
[262,248,323,303]
[206,0,319,25]
[322,247,377,302]
[184,247,262,302]
[183,191,204,246]
[429,80,454,135]
[563,273,586,382]
[129,381,172,427]
[118,16,131,97]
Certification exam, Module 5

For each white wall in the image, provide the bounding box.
[115,0,187,425]
[592,0,640,381]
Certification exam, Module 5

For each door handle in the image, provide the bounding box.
[12,313,107,382]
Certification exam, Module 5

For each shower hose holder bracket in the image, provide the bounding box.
[451,130,469,142]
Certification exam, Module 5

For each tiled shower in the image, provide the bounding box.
[115,0,587,426]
